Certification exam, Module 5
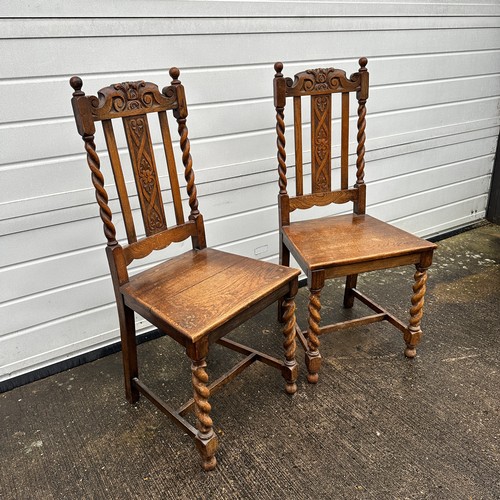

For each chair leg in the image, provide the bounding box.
[281,287,298,394]
[119,304,139,403]
[191,357,218,471]
[343,274,358,308]
[277,240,291,323]
[305,287,322,383]
[404,264,428,358]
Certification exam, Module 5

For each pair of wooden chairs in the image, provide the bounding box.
[70,59,435,470]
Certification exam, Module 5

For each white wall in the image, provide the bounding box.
[1,0,499,383]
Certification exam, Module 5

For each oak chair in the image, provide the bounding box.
[273,58,437,383]
[70,68,300,470]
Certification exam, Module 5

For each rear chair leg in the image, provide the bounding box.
[278,241,291,323]
[191,358,218,471]
[404,264,428,358]
[281,284,298,394]
[305,288,322,383]
[119,304,139,403]
[343,274,358,308]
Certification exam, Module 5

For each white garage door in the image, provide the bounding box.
[1,0,499,385]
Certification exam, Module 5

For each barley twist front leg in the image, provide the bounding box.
[282,295,298,394]
[192,359,218,471]
[404,265,428,358]
[305,289,322,383]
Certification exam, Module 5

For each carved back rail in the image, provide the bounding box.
[274,58,369,218]
[70,68,205,270]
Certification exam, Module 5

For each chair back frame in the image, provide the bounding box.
[70,68,205,288]
[273,58,369,227]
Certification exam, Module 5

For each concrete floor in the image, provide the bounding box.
[1,223,499,499]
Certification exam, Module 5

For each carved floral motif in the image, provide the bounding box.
[112,81,148,112]
[306,69,331,91]
[315,129,329,161]
[285,67,360,96]
[315,95,328,112]
[89,81,177,120]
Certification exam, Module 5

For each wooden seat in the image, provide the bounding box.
[273,59,437,383]
[121,248,297,343]
[283,214,436,272]
[70,68,299,471]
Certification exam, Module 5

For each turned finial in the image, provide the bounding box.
[169,67,181,83]
[70,76,84,95]
[274,61,284,76]
[358,57,368,69]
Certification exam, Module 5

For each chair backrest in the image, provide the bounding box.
[70,68,205,285]
[273,58,369,226]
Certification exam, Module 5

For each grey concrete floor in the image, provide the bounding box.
[1,223,499,499]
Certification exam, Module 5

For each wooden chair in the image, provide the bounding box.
[70,68,300,471]
[273,58,437,383]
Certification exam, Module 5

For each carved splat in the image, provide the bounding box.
[122,114,167,236]
[311,94,332,193]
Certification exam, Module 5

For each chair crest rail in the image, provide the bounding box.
[284,68,361,96]
[88,81,178,121]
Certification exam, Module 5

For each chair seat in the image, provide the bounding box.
[283,214,437,272]
[121,248,300,343]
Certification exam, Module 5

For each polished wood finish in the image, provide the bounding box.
[282,214,436,273]
[274,59,436,382]
[120,248,298,344]
[70,69,300,470]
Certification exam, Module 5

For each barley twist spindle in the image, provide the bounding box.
[282,296,297,362]
[307,291,321,352]
[305,289,322,384]
[70,76,117,246]
[191,360,213,435]
[282,296,298,394]
[409,267,427,330]
[405,266,428,358]
[356,101,366,186]
[192,357,216,471]
[83,136,117,246]
[274,62,288,195]
[177,119,199,218]
[276,110,287,194]
[170,66,200,219]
